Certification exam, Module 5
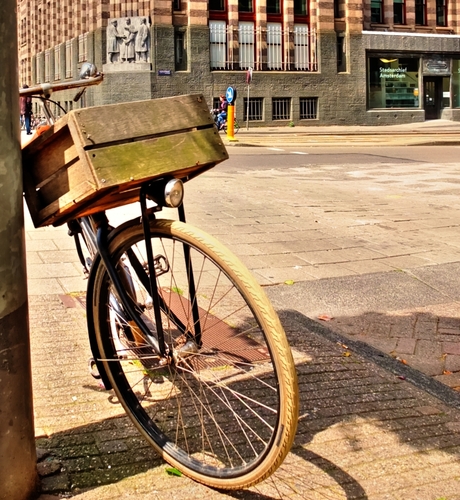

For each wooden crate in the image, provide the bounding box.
[22,94,228,227]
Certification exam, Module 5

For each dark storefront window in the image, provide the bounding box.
[368,57,420,109]
[394,0,405,24]
[436,0,447,26]
[371,0,383,23]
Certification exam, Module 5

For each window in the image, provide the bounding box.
[78,33,88,63]
[371,0,383,23]
[267,23,282,70]
[239,0,253,12]
[175,29,187,71]
[337,33,347,72]
[368,57,420,109]
[210,20,227,69]
[54,45,60,80]
[243,97,263,120]
[334,0,340,18]
[36,53,43,84]
[239,22,255,69]
[267,0,281,14]
[436,0,447,26]
[294,24,314,71]
[173,0,182,10]
[294,0,308,16]
[394,0,405,24]
[415,0,427,25]
[210,0,227,20]
[210,0,225,10]
[272,98,291,120]
[209,23,317,71]
[300,98,318,119]
[65,40,73,78]
[44,50,50,82]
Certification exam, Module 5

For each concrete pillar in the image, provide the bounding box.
[0,0,39,499]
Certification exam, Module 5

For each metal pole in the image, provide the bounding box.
[0,0,39,498]
[246,84,250,131]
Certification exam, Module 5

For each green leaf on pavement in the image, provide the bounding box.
[165,467,183,477]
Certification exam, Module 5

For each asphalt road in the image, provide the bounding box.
[220,144,460,168]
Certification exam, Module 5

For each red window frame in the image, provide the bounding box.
[239,0,255,22]
[294,0,309,24]
[209,0,228,21]
[267,0,283,23]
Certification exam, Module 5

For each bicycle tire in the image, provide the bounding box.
[222,120,240,134]
[90,218,298,489]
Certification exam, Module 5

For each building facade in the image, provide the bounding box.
[17,0,460,125]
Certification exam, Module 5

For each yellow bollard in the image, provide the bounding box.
[227,104,235,140]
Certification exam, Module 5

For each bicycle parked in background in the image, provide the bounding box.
[20,65,298,490]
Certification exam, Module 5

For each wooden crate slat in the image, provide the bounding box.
[89,128,226,187]
[73,95,214,148]
[23,127,79,185]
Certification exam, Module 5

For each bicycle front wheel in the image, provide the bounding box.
[90,219,298,489]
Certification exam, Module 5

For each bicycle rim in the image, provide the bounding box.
[91,219,298,489]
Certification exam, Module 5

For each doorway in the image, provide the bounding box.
[423,77,443,120]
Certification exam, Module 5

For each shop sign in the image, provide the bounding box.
[423,57,450,76]
[379,67,407,80]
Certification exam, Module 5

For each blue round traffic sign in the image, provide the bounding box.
[226,86,236,104]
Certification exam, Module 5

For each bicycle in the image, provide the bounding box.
[222,117,240,134]
[211,108,240,134]
[21,64,298,490]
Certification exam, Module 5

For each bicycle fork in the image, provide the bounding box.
[93,189,203,366]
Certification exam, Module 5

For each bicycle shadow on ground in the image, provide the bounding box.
[34,308,460,499]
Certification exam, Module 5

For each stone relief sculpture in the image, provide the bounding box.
[135,18,150,63]
[106,17,151,66]
[107,20,124,63]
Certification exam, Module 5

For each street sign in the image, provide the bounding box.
[226,86,236,104]
[246,68,253,85]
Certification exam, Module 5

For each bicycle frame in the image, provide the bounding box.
[69,182,203,390]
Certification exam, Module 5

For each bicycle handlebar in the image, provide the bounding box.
[19,73,103,97]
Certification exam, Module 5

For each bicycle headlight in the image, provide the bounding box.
[164,179,184,208]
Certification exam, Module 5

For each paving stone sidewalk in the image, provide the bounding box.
[30,294,460,499]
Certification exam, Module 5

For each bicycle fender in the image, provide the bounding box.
[86,253,113,391]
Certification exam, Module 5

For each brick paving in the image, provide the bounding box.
[22,123,460,498]
[30,296,460,499]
